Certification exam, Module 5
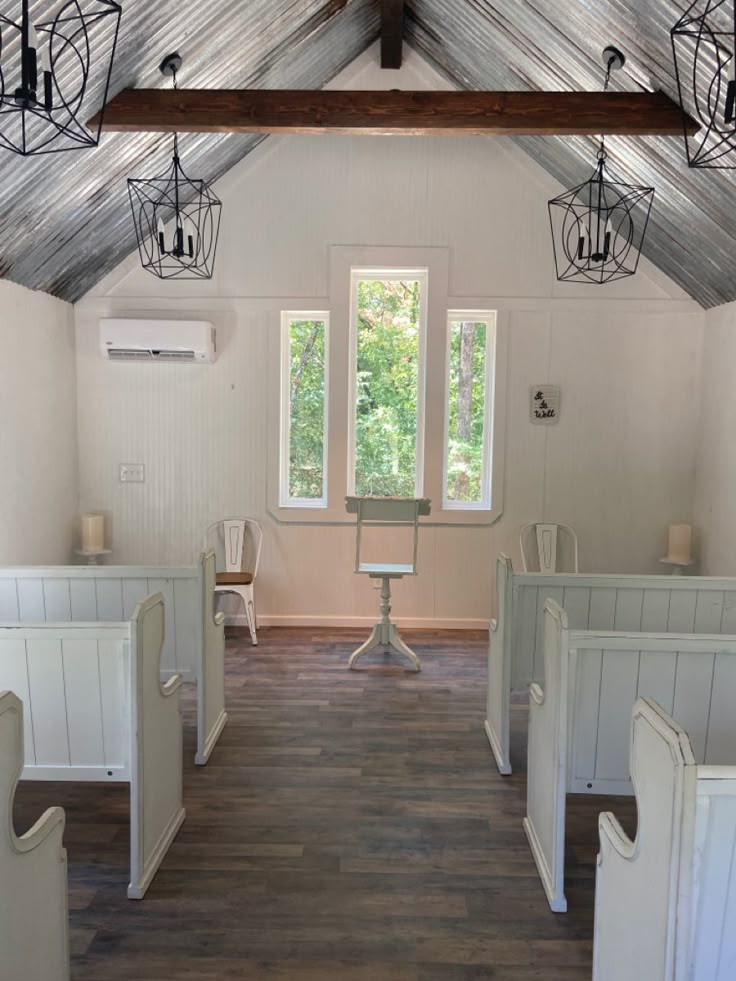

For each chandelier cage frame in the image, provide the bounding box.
[0,0,121,156]
[671,0,736,168]
[547,46,655,286]
[127,53,222,281]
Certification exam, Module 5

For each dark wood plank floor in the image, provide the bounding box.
[13,628,636,980]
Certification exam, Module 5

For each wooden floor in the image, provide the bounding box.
[14,628,636,981]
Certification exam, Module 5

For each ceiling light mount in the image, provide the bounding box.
[160,52,183,78]
[602,46,626,73]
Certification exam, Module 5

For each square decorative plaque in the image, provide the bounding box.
[530,386,560,424]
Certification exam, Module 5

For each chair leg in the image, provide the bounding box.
[245,598,258,646]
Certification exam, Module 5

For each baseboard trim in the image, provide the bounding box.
[224,614,490,630]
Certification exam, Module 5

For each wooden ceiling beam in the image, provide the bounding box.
[381,0,404,70]
[88,89,698,137]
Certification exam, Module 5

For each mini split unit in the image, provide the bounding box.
[99,319,216,363]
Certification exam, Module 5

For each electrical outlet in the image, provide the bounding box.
[119,463,145,483]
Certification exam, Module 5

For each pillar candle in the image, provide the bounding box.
[81,514,105,553]
[667,523,692,564]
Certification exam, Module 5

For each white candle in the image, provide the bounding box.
[81,514,105,553]
[666,523,692,564]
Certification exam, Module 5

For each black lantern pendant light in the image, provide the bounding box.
[0,0,121,155]
[548,48,654,286]
[672,0,736,167]
[127,53,222,281]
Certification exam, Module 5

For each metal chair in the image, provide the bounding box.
[204,518,263,645]
[345,496,431,671]
[519,522,578,573]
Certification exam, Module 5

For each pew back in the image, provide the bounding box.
[0,595,186,899]
[0,691,69,980]
[0,561,202,680]
[594,700,736,981]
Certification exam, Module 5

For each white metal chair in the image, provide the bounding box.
[519,522,578,573]
[346,496,431,672]
[204,518,263,645]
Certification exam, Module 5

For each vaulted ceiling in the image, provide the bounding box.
[0,1,730,307]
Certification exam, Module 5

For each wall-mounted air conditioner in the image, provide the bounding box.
[99,319,216,363]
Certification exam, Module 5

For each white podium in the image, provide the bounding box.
[345,496,431,672]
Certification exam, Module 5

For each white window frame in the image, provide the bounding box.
[279,310,330,509]
[347,267,429,498]
[442,311,497,511]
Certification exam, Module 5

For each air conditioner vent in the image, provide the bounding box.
[155,350,196,361]
[99,319,216,364]
[108,349,154,361]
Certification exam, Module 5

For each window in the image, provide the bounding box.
[348,269,428,497]
[270,247,505,525]
[280,312,328,507]
[444,311,496,510]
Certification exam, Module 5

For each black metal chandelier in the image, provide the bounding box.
[672,0,736,167]
[0,0,121,156]
[548,48,655,286]
[127,54,222,281]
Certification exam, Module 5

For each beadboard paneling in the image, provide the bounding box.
[0,280,78,564]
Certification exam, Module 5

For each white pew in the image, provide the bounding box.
[594,698,736,981]
[486,553,736,774]
[0,691,69,981]
[0,551,226,765]
[524,600,736,912]
[0,594,186,899]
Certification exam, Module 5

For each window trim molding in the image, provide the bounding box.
[279,310,330,509]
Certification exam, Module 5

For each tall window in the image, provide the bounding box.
[349,269,427,497]
[444,311,496,509]
[280,312,328,507]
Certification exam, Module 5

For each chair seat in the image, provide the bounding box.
[216,572,253,586]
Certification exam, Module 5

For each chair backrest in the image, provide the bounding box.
[205,518,263,580]
[519,522,578,573]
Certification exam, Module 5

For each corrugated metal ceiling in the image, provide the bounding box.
[0,1,731,306]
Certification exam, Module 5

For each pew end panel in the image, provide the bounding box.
[485,554,513,775]
[0,691,69,981]
[128,593,186,900]
[593,698,695,981]
[195,550,227,766]
[523,599,569,913]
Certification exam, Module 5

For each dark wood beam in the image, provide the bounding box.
[381,0,404,69]
[89,89,698,137]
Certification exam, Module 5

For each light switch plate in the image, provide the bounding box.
[119,463,145,483]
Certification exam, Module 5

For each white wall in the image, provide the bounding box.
[74,46,705,625]
[694,301,736,575]
[0,280,78,564]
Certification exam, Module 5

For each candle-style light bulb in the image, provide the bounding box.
[183,215,197,258]
[603,217,613,260]
[577,221,590,262]
[157,217,166,254]
[40,42,52,110]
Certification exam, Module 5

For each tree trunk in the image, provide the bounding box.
[453,321,475,500]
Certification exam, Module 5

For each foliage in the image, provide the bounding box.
[288,319,326,500]
[446,321,487,503]
[354,279,420,497]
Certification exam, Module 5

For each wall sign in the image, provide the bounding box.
[530,385,560,424]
